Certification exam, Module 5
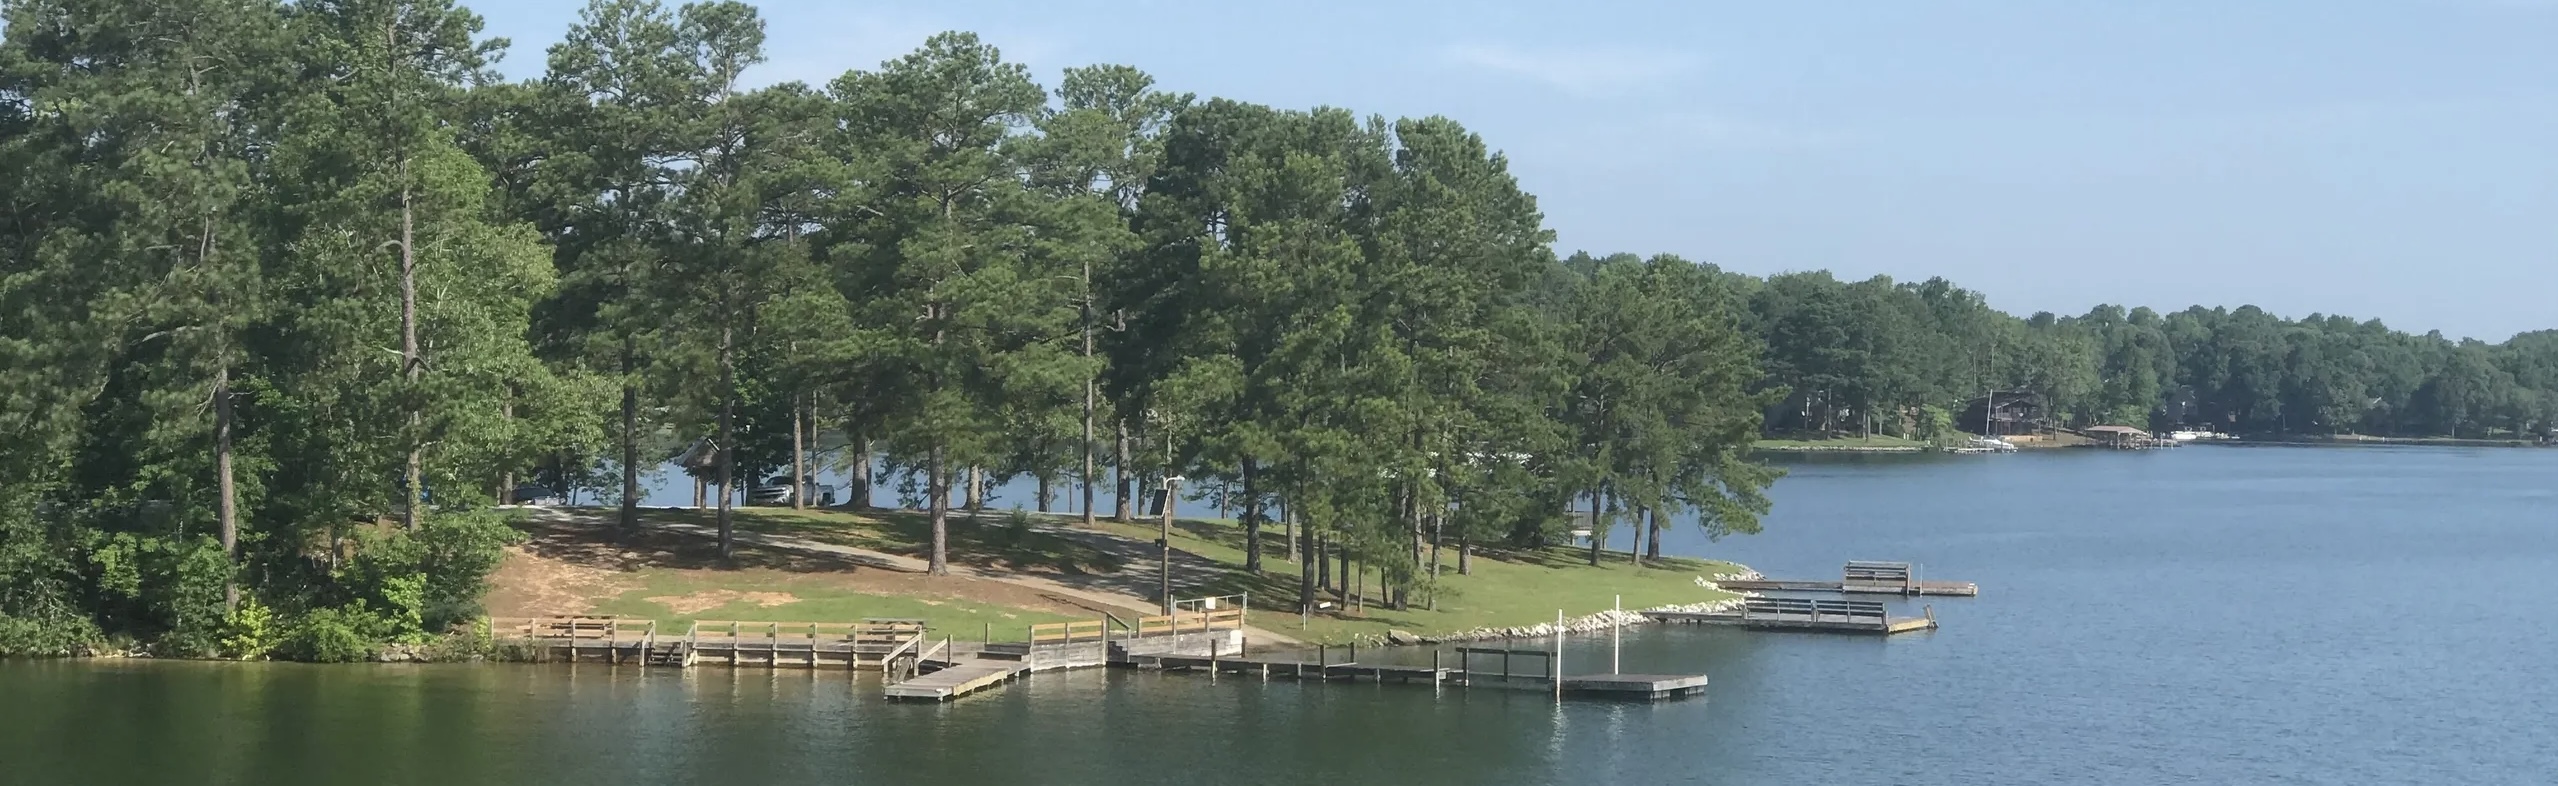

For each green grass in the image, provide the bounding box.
[584,570,1085,642]
[1095,519,1741,645]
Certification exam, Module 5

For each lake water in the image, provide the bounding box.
[8,446,2556,785]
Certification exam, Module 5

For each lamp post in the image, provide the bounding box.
[1160,474,1185,614]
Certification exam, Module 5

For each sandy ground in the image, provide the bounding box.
[480,516,1123,620]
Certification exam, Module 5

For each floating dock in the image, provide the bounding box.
[1646,597,1936,635]
[884,659,1033,701]
[1718,560,1979,597]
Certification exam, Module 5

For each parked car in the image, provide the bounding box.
[509,485,567,506]
[751,480,835,507]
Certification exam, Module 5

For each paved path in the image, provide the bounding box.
[518,507,1302,645]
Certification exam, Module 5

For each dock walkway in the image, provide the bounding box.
[884,659,1033,701]
[1718,561,1979,597]
[1120,645,1709,701]
[1646,597,1936,635]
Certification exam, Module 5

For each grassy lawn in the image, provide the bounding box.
[583,504,1739,645]
[582,570,1086,642]
[1095,519,1741,645]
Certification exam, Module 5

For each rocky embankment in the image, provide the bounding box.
[1387,570,1765,645]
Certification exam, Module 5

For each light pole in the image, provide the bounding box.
[1160,474,1184,614]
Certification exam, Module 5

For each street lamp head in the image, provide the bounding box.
[1163,475,1186,487]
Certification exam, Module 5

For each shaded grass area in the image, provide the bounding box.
[584,571,1084,642]
[636,506,1127,576]
[1094,518,1742,645]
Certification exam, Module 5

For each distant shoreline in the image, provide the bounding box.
[2196,435,2551,449]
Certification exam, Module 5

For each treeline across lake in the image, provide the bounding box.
[4,0,2550,660]
[1718,267,2558,440]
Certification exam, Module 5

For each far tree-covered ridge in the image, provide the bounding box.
[1568,255,2557,441]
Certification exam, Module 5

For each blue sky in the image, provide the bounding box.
[474,1,2558,340]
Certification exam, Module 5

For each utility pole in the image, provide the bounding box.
[1160,474,1184,614]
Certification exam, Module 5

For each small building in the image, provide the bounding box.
[1957,391,2047,436]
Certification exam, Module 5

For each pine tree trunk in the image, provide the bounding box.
[790,394,806,511]
[618,343,638,531]
[1240,457,1262,573]
[849,434,871,511]
[1587,483,1610,566]
[1113,420,1133,522]
[1297,522,1316,615]
[399,177,422,531]
[1281,495,1296,564]
[927,315,949,574]
[1631,504,1645,565]
[1316,532,1331,591]
[1037,471,1052,513]
[1458,535,1472,575]
[965,466,983,511]
[1337,545,1351,600]
[928,442,950,575]
[1081,259,1097,526]
[1645,506,1663,562]
[498,394,514,505]
[215,365,237,614]
[716,323,735,560]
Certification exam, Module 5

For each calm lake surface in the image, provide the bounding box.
[9,447,2556,785]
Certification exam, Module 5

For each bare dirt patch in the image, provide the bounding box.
[481,545,643,617]
[492,512,1120,619]
[642,590,801,615]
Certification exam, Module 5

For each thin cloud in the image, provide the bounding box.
[1658,111,1843,150]
[1435,42,1701,96]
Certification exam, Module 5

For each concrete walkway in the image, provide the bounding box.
[518,507,1302,645]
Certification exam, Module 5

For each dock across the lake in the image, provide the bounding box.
[1718,560,1979,597]
[1646,597,1936,635]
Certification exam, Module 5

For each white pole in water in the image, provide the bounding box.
[1612,594,1622,675]
[1552,609,1564,701]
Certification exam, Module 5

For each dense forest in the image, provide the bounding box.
[3,0,2551,659]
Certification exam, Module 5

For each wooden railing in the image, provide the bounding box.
[1842,560,1914,590]
[1741,597,1889,624]
[1130,607,1245,638]
[1027,619,1109,644]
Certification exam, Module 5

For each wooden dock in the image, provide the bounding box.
[1119,644,1709,701]
[1646,597,1936,635]
[1718,560,1979,597]
[488,617,942,673]
[883,659,1033,702]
